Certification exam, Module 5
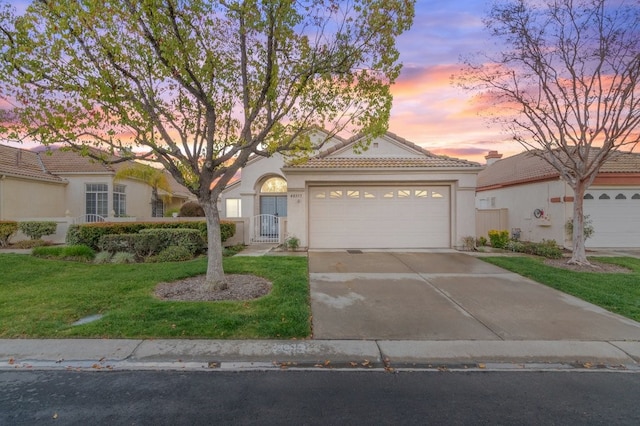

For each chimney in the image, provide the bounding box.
[485,150,503,166]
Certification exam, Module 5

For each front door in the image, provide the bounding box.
[260,196,287,236]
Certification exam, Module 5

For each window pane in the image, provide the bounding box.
[313,191,326,199]
[415,190,427,198]
[398,190,410,198]
[225,199,242,218]
[347,190,360,199]
[383,191,394,198]
[364,191,376,199]
[432,191,444,198]
[330,190,343,199]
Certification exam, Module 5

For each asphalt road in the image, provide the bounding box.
[1,370,639,425]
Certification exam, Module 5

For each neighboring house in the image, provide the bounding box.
[221,130,482,250]
[0,144,194,241]
[476,150,640,248]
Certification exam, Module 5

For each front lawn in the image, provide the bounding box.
[0,254,310,339]
[481,256,640,322]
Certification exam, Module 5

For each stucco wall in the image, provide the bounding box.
[477,180,572,245]
[0,177,67,220]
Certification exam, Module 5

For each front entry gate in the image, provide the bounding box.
[250,214,281,244]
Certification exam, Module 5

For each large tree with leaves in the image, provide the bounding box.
[458,0,640,265]
[0,0,414,288]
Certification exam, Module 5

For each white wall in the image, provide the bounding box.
[477,180,571,245]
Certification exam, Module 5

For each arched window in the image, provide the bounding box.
[260,177,287,193]
[584,193,594,199]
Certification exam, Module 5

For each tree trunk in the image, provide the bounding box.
[568,182,590,265]
[201,199,227,291]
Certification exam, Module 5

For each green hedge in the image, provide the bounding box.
[18,221,57,240]
[98,233,163,260]
[139,228,205,254]
[66,220,235,250]
[0,221,18,247]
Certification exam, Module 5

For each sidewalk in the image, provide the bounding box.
[2,338,640,372]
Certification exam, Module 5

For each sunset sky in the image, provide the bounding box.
[3,1,520,164]
[389,1,520,163]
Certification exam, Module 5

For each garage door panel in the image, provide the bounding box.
[584,189,640,248]
[309,185,450,249]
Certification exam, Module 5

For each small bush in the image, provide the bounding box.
[111,252,136,264]
[0,221,18,247]
[461,236,476,251]
[527,239,563,259]
[285,236,300,251]
[18,221,57,240]
[147,245,193,263]
[476,236,488,247]
[565,215,595,241]
[98,233,163,260]
[179,201,205,217]
[488,230,510,248]
[505,241,525,252]
[94,251,113,264]
[12,239,51,249]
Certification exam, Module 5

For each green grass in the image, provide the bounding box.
[0,254,310,339]
[481,256,640,322]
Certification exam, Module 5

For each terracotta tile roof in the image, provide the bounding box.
[38,147,119,173]
[292,157,480,169]
[477,149,640,190]
[289,131,481,169]
[0,145,65,183]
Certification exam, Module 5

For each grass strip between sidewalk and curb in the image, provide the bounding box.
[0,254,310,339]
[480,256,640,322]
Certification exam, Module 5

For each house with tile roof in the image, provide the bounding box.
[476,149,640,248]
[0,144,195,242]
[220,130,483,249]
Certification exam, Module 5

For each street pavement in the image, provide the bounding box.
[2,248,640,372]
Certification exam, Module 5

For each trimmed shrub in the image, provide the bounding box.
[476,236,488,247]
[148,245,193,263]
[18,221,57,240]
[220,221,236,243]
[488,229,510,248]
[111,252,136,264]
[179,201,205,217]
[0,221,18,247]
[66,220,235,250]
[98,233,163,260]
[139,228,205,255]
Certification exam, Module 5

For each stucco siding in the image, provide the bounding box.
[0,177,67,220]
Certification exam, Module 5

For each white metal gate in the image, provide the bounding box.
[250,214,281,244]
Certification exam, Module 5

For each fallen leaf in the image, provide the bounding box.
[583,362,593,369]
[8,358,15,365]
[349,362,358,367]
[478,363,486,369]
[52,412,58,419]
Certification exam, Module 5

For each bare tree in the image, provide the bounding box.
[458,0,640,265]
[0,0,415,288]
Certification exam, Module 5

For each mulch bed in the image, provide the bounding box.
[155,274,272,301]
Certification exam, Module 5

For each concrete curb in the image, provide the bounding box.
[1,339,639,372]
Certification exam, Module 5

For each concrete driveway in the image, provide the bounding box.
[309,251,640,341]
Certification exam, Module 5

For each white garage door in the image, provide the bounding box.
[309,185,450,249]
[584,188,640,248]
